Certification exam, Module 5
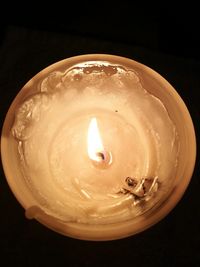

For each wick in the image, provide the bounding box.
[91,151,112,169]
[96,152,105,161]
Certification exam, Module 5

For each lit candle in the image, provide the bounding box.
[87,117,112,168]
[1,54,196,240]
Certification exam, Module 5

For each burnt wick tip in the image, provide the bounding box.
[96,152,105,160]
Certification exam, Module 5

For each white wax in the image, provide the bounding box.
[12,62,179,224]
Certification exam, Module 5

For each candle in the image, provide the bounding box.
[1,54,196,240]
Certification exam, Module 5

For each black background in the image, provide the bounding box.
[0,3,200,266]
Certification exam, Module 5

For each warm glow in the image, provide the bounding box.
[87,118,104,162]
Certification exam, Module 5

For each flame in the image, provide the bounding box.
[87,118,104,162]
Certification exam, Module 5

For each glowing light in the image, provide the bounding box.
[87,118,104,162]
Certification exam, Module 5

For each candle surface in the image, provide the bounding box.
[11,61,179,224]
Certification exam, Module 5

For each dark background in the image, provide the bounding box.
[0,3,199,266]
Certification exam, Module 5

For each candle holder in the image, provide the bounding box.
[1,54,196,240]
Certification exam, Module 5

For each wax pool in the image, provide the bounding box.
[11,60,179,224]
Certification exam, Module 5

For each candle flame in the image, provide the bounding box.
[87,118,104,162]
